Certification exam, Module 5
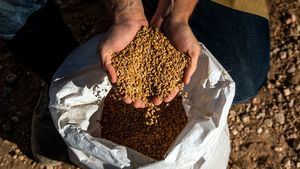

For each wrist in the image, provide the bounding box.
[105,0,147,23]
[167,0,198,23]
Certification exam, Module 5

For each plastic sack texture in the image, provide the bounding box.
[49,34,235,169]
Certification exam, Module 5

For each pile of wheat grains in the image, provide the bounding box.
[100,26,189,160]
[101,93,188,160]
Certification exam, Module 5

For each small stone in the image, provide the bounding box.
[274,146,283,152]
[295,85,300,92]
[232,129,238,135]
[283,89,291,96]
[256,112,266,119]
[264,119,273,127]
[244,127,250,133]
[291,14,297,23]
[5,73,18,86]
[277,93,283,102]
[15,149,21,154]
[294,141,300,150]
[289,99,294,107]
[296,162,300,168]
[287,66,296,73]
[282,157,291,169]
[275,80,281,87]
[275,113,285,124]
[251,105,258,111]
[257,127,263,134]
[252,98,260,104]
[240,114,251,124]
[18,155,24,161]
[267,83,274,89]
[286,18,292,25]
[280,52,287,59]
[288,133,298,139]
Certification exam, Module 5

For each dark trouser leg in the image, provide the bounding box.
[144,0,270,104]
[6,0,79,84]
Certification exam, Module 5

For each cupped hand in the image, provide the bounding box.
[150,0,201,106]
[99,18,148,108]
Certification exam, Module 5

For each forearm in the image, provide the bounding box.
[169,0,198,22]
[104,0,146,22]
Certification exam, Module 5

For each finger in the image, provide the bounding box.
[150,0,174,28]
[163,87,179,102]
[183,44,201,84]
[104,63,117,83]
[152,97,163,106]
[133,99,146,108]
[122,95,132,104]
[100,41,117,83]
[151,15,164,28]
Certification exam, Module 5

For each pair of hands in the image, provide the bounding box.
[99,0,200,108]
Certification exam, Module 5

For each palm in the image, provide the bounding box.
[150,19,201,105]
[99,19,147,83]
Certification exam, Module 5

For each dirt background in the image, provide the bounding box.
[0,0,299,169]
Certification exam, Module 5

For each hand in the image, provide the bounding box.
[99,0,148,108]
[150,0,200,105]
[99,19,148,83]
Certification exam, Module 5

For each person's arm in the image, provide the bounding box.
[151,0,201,105]
[104,0,146,23]
[99,0,148,108]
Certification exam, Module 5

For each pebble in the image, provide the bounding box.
[288,99,294,107]
[297,162,300,168]
[5,73,18,86]
[295,85,300,92]
[264,119,273,127]
[282,157,291,169]
[275,113,285,124]
[280,51,287,59]
[251,105,258,112]
[232,129,238,135]
[257,127,263,134]
[286,18,292,25]
[252,98,260,104]
[256,112,265,119]
[288,133,298,139]
[241,114,251,124]
[15,149,21,154]
[267,82,274,89]
[283,88,291,96]
[244,127,250,133]
[274,146,283,152]
[287,65,296,73]
[291,14,297,23]
[294,141,300,150]
[277,93,283,102]
[18,155,24,161]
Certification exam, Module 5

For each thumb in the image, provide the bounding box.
[150,0,174,28]
[99,40,117,83]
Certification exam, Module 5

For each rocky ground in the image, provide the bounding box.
[0,0,299,169]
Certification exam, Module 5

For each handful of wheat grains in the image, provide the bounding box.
[111,26,189,105]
